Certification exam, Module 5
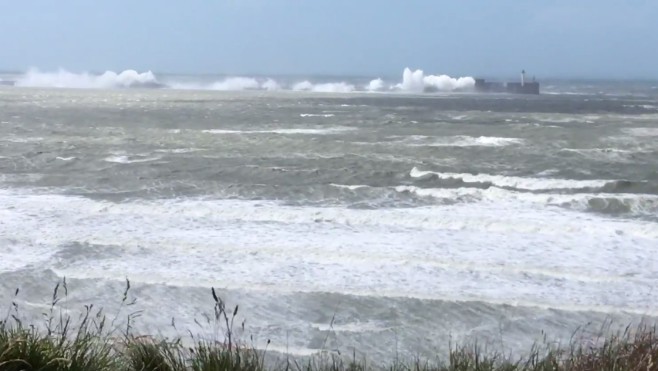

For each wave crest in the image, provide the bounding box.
[395,185,658,217]
[293,81,356,93]
[11,67,475,93]
[15,68,162,89]
[396,68,475,92]
[409,167,658,197]
[410,167,612,191]
[210,77,260,91]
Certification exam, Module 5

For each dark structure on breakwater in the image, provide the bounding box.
[475,70,540,95]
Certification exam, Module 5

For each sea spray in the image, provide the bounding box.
[12,67,475,92]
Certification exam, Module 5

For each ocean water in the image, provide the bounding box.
[1,70,657,361]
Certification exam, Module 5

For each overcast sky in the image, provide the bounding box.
[1,1,657,79]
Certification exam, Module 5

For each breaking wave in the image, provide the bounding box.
[15,68,161,89]
[104,155,162,164]
[387,135,523,147]
[410,167,658,195]
[410,167,612,192]
[293,81,357,93]
[201,127,354,135]
[300,113,335,117]
[210,77,260,91]
[367,78,385,92]
[10,67,474,93]
[395,185,658,217]
[396,68,475,92]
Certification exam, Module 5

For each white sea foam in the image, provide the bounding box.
[10,67,476,94]
[367,78,385,92]
[329,184,369,190]
[384,135,523,147]
[624,127,658,136]
[201,127,354,135]
[410,167,611,191]
[261,78,281,91]
[55,156,76,161]
[300,113,335,117]
[0,238,57,272]
[0,190,656,314]
[395,68,475,92]
[3,137,44,143]
[433,136,522,147]
[15,68,159,89]
[532,114,600,124]
[154,148,202,154]
[293,81,356,93]
[209,77,260,91]
[466,136,523,146]
[395,185,658,216]
[104,155,162,164]
[292,81,313,91]
[536,169,560,177]
[313,82,356,93]
[160,76,276,91]
[561,148,633,155]
[311,321,390,333]
[623,104,658,110]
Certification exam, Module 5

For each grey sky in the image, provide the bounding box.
[1,1,657,79]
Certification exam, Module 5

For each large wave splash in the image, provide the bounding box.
[11,67,475,93]
[397,68,475,93]
[15,68,162,89]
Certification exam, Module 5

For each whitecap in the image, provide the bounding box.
[300,113,335,118]
[410,167,612,191]
[1,190,657,317]
[395,185,658,216]
[201,127,354,135]
[386,135,523,147]
[154,148,202,154]
[104,155,161,164]
[623,127,658,136]
[15,68,160,89]
[329,184,370,190]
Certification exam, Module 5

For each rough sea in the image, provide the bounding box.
[1,69,657,362]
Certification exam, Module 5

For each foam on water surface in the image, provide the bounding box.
[0,190,656,315]
[104,155,163,164]
[1,85,657,361]
[386,135,524,147]
[201,127,354,135]
[410,167,614,191]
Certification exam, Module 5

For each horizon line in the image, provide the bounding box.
[1,67,658,83]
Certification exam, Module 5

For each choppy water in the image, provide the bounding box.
[1,83,657,361]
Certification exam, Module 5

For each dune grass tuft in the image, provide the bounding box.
[1,279,656,370]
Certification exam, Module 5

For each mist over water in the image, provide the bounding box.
[1,77,657,361]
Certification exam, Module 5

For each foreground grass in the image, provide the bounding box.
[1,280,656,370]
